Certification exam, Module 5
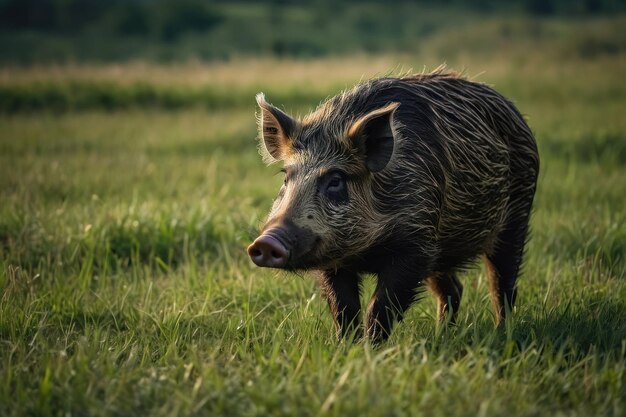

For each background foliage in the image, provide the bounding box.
[2,0,626,63]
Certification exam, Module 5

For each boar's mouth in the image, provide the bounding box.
[248,225,322,270]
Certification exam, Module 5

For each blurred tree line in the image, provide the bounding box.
[2,0,624,36]
[0,0,222,40]
[0,0,625,63]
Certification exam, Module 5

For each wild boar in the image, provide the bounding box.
[247,69,539,342]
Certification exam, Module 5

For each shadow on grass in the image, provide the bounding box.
[514,293,626,358]
[410,290,625,362]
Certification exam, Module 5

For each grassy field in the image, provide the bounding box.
[1,17,626,417]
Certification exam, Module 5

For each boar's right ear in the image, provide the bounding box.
[256,93,297,164]
[348,102,400,172]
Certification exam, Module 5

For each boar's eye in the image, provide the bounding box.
[327,174,343,192]
[321,170,348,203]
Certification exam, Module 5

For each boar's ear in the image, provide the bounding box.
[256,93,297,164]
[348,102,400,172]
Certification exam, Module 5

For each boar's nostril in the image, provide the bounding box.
[247,234,289,268]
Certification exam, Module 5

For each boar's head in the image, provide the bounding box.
[247,93,399,270]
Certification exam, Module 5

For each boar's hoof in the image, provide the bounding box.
[248,235,289,268]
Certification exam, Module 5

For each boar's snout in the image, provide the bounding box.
[248,232,289,268]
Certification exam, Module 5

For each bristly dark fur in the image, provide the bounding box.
[253,69,539,342]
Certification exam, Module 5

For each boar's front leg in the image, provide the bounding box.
[318,269,362,340]
[365,265,425,343]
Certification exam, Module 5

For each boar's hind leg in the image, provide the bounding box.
[319,269,362,340]
[485,215,530,326]
[365,267,424,343]
[426,272,463,323]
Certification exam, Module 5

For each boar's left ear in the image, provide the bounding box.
[348,102,400,172]
[256,93,298,164]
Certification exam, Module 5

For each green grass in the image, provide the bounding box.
[1,28,626,417]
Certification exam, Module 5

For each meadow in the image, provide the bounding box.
[1,15,625,417]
